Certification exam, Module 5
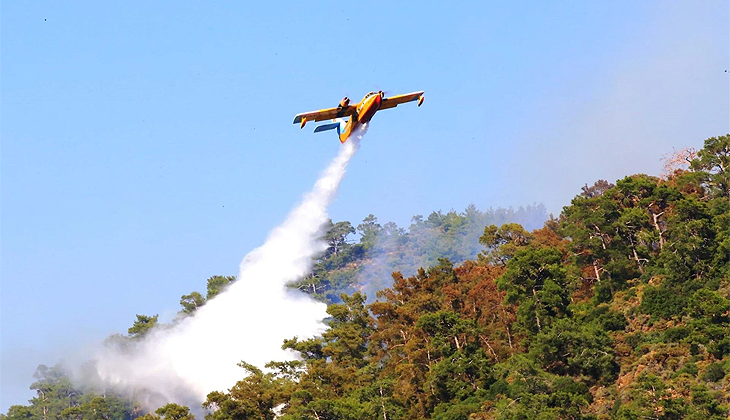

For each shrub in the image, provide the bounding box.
[703,363,726,382]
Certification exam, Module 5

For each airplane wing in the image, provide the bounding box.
[379,91,424,110]
[293,106,356,124]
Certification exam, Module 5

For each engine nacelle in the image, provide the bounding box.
[339,97,350,108]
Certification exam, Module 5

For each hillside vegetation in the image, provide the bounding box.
[3,135,729,420]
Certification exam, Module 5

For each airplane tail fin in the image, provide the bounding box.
[313,118,345,136]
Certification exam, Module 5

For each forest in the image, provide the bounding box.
[3,135,729,420]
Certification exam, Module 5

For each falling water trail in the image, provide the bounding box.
[93,133,362,409]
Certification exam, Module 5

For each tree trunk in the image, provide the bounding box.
[593,224,607,249]
[630,238,645,274]
[480,335,499,362]
[506,325,514,352]
[650,211,665,250]
[593,261,602,282]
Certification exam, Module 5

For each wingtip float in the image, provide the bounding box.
[293,91,424,143]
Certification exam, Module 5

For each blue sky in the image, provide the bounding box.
[2,1,728,410]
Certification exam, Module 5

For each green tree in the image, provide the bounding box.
[28,364,80,420]
[205,275,236,300]
[179,291,205,314]
[62,395,132,420]
[127,314,159,339]
[497,247,571,336]
[479,223,532,266]
[323,220,355,257]
[357,214,383,251]
[691,134,730,197]
[137,403,194,420]
[528,318,618,383]
[488,356,593,420]
[204,362,289,420]
[2,406,33,420]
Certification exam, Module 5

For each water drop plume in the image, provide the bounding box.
[93,134,362,409]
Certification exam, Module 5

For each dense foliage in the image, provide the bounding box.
[4,135,729,419]
[292,204,548,303]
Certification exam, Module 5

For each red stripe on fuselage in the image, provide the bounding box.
[359,94,382,123]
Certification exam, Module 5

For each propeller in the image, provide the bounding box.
[371,85,390,96]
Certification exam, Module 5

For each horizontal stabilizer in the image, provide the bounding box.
[314,118,345,136]
[314,123,340,133]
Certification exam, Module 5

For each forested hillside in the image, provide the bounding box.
[291,204,547,303]
[3,135,729,420]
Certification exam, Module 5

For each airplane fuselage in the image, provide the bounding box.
[339,92,383,142]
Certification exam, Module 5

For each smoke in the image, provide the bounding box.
[91,134,362,409]
[354,204,548,301]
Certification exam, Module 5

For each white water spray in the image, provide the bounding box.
[94,135,361,407]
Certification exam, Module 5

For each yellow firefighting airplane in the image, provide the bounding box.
[293,91,424,143]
